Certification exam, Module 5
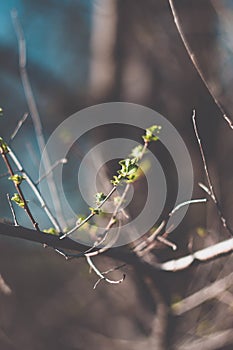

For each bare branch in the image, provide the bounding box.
[7,193,19,226]
[133,220,166,253]
[86,255,125,289]
[134,198,207,255]
[9,112,28,141]
[8,146,61,232]
[0,222,87,252]
[177,328,233,350]
[1,148,39,230]
[169,198,207,217]
[0,274,12,295]
[168,0,233,130]
[11,9,66,228]
[36,158,67,184]
[192,111,216,200]
[2,222,233,273]
[172,270,233,315]
[192,110,233,235]
[217,290,233,307]
[59,185,117,239]
[158,237,233,271]
[93,262,126,289]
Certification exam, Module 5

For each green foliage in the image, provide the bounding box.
[130,145,144,160]
[111,125,161,186]
[0,137,9,154]
[89,207,102,215]
[142,125,162,143]
[111,175,121,186]
[8,174,25,185]
[95,192,107,206]
[11,193,27,208]
[43,227,59,235]
[111,158,139,185]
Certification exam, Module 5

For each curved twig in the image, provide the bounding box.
[86,255,125,289]
[168,0,233,129]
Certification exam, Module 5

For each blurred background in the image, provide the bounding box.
[1,0,233,349]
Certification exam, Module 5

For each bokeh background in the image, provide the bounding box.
[1,0,233,349]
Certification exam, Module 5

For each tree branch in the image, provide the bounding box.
[168,0,233,130]
[172,270,233,315]
[1,223,233,272]
[0,222,87,252]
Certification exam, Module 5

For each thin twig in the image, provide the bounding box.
[8,146,61,232]
[7,193,19,226]
[89,183,131,252]
[168,0,233,130]
[169,198,207,217]
[0,149,39,230]
[36,158,67,184]
[61,139,149,242]
[177,329,233,350]
[11,9,66,228]
[1,223,233,271]
[86,217,123,257]
[192,110,215,199]
[93,263,126,289]
[55,217,123,260]
[86,255,125,289]
[0,274,12,295]
[133,221,166,253]
[134,198,207,255]
[157,236,233,271]
[60,185,117,239]
[156,236,177,251]
[192,110,233,235]
[9,112,28,141]
[172,270,233,315]
[83,142,149,253]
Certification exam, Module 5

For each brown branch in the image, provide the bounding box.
[172,270,233,315]
[177,329,233,350]
[8,146,61,232]
[1,151,39,230]
[9,112,29,141]
[1,223,233,272]
[158,237,233,271]
[168,0,233,130]
[59,185,117,240]
[192,110,233,236]
[0,222,87,252]
[7,193,19,226]
[86,255,125,289]
[0,274,12,295]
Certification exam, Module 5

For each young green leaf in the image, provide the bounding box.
[89,207,102,215]
[111,175,121,186]
[142,125,162,143]
[0,137,9,154]
[8,174,25,185]
[11,193,27,208]
[95,192,107,206]
[43,227,59,235]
